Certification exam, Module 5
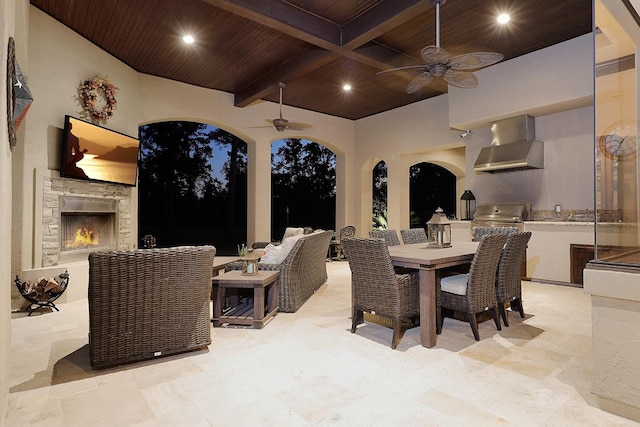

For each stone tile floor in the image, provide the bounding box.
[5,261,639,426]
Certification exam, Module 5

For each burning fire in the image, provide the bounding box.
[68,227,99,248]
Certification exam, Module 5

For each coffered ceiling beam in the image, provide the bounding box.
[342,0,432,49]
[206,0,438,106]
[201,0,341,48]
[235,49,338,107]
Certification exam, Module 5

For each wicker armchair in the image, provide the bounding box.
[88,245,215,369]
[342,237,420,349]
[437,234,508,341]
[496,231,531,326]
[368,229,401,246]
[400,228,428,244]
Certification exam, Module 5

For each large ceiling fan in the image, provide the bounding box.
[378,0,504,93]
[265,82,312,132]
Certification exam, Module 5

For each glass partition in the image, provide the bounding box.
[594,0,640,265]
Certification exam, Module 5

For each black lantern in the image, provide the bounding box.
[427,207,452,248]
[460,190,476,221]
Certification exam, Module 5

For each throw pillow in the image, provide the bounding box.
[281,227,304,241]
[260,244,282,264]
[277,233,305,263]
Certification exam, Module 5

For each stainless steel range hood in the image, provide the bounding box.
[474,115,544,173]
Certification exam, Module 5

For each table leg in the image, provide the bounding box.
[419,269,437,348]
[253,286,265,328]
[212,283,223,327]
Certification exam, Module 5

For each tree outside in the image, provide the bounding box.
[372,161,388,229]
[271,139,336,240]
[409,162,456,227]
[138,121,247,254]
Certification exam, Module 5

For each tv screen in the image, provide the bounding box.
[61,115,140,186]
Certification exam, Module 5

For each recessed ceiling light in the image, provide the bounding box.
[497,13,510,24]
[343,84,352,91]
[183,35,195,44]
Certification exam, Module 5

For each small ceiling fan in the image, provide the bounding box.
[378,0,504,93]
[265,82,312,132]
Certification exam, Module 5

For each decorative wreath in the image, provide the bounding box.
[77,75,118,124]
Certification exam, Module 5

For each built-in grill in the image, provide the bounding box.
[471,203,531,241]
[471,203,531,278]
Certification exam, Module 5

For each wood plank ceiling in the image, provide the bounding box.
[30,0,592,120]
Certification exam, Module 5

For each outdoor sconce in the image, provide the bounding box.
[460,190,476,221]
[241,253,260,275]
[427,207,452,248]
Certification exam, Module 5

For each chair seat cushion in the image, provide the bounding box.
[441,274,468,296]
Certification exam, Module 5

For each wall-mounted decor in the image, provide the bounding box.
[6,37,34,151]
[77,75,118,125]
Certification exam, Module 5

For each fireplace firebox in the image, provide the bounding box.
[60,197,118,257]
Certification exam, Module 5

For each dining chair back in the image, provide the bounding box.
[369,229,401,246]
[437,233,508,341]
[496,231,531,326]
[342,237,420,349]
[334,225,356,259]
[400,228,428,244]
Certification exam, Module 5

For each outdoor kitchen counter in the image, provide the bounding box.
[523,221,626,284]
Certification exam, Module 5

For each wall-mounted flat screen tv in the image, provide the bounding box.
[61,115,140,186]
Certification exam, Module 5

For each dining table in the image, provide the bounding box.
[388,241,479,348]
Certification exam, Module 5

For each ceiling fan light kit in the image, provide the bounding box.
[379,0,503,93]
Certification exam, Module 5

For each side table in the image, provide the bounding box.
[212,270,279,328]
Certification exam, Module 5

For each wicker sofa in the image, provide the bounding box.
[226,230,333,312]
[88,245,216,369]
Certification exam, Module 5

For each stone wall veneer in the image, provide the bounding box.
[41,176,133,266]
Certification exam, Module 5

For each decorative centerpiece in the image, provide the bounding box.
[427,207,452,248]
[77,75,118,124]
[241,252,260,275]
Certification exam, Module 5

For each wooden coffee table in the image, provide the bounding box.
[212,270,279,328]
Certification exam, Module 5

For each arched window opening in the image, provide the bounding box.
[138,121,247,254]
[372,161,388,229]
[271,138,336,240]
[409,162,456,227]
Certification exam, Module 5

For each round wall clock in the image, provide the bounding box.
[599,125,638,159]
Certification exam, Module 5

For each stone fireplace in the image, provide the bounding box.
[39,173,135,267]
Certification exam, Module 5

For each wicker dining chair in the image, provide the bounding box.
[496,231,531,326]
[368,229,401,246]
[341,237,420,349]
[334,225,356,259]
[400,228,428,244]
[437,233,508,341]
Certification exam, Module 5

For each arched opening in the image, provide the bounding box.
[138,121,247,254]
[409,162,456,227]
[270,138,336,240]
[372,160,388,229]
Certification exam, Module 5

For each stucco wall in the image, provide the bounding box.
[1,0,16,423]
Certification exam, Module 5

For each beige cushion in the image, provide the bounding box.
[440,274,468,296]
[277,234,305,263]
[260,244,282,264]
[281,227,304,241]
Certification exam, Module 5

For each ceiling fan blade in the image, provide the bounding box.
[287,122,312,131]
[407,72,434,94]
[444,69,478,88]
[377,65,428,75]
[420,45,450,65]
[448,52,504,70]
